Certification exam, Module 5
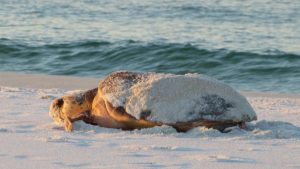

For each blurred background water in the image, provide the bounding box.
[0,0,299,93]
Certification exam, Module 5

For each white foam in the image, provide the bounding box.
[102,72,257,123]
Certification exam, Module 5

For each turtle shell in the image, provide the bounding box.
[99,71,257,124]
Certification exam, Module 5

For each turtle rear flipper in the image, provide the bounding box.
[171,120,242,132]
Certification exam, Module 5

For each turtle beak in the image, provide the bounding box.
[49,98,65,125]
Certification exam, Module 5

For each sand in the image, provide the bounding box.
[1,72,300,169]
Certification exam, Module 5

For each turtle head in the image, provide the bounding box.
[49,92,92,132]
[49,97,65,125]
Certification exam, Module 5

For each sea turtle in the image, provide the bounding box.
[49,71,257,132]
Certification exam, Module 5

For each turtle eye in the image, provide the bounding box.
[52,98,64,111]
[56,98,64,107]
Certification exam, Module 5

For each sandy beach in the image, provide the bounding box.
[1,72,300,169]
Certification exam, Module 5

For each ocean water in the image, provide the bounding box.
[0,0,299,93]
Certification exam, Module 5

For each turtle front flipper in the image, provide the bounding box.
[103,99,161,130]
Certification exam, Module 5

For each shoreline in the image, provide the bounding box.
[0,71,99,90]
[1,71,299,99]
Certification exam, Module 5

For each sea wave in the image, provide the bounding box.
[0,39,299,93]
